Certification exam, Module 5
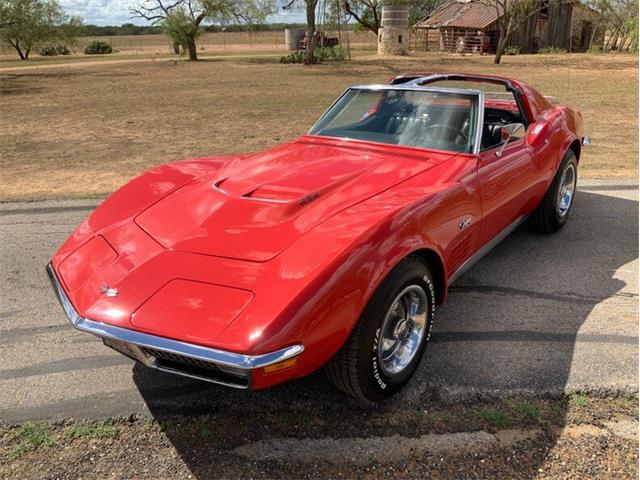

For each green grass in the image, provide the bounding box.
[512,402,542,423]
[571,393,589,408]
[5,423,53,460]
[475,408,511,428]
[62,420,119,441]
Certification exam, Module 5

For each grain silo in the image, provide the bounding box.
[378,3,410,55]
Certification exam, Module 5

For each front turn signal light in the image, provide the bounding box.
[263,356,298,374]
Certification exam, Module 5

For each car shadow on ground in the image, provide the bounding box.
[133,189,638,478]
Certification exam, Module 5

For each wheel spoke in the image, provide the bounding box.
[377,285,429,376]
[557,163,576,217]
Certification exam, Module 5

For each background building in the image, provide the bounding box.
[413,0,605,53]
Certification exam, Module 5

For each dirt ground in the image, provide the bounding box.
[0,52,637,201]
[1,395,637,479]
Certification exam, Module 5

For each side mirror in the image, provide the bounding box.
[496,123,525,157]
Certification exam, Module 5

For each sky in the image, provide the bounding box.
[59,0,307,26]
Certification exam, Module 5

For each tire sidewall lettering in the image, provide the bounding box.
[372,328,387,390]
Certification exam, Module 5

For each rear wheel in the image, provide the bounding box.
[325,257,435,403]
[531,150,578,233]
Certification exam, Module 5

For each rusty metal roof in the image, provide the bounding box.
[415,1,502,29]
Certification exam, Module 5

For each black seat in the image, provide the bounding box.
[481,123,502,150]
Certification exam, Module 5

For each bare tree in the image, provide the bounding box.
[479,0,570,64]
[130,0,273,60]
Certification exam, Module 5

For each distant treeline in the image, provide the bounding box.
[82,23,312,36]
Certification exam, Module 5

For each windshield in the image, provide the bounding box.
[309,88,479,154]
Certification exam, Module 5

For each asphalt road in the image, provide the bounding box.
[1,179,637,423]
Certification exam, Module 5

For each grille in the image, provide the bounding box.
[102,338,250,388]
[140,346,250,388]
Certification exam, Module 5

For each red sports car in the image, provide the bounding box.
[48,73,588,402]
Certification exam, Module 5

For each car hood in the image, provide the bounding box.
[134,137,449,261]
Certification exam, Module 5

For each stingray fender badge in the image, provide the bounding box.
[458,217,472,231]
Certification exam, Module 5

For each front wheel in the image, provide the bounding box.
[325,257,435,403]
[531,150,578,233]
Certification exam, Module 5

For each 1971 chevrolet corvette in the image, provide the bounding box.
[48,73,588,402]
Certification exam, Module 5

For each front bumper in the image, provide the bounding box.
[47,263,303,389]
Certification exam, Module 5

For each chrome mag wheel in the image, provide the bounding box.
[558,163,576,217]
[377,285,428,376]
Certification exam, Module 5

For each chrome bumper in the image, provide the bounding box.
[47,263,303,389]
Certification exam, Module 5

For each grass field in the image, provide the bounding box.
[0,31,378,59]
[0,51,637,201]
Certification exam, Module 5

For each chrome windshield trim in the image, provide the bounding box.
[346,84,484,96]
[474,90,485,155]
[309,85,483,155]
[46,263,304,370]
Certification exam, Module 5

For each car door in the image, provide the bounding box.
[477,128,537,247]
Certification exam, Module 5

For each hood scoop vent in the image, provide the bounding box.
[135,140,442,261]
[241,184,307,205]
[212,178,320,206]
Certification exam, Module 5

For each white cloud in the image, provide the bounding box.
[59,0,135,25]
[59,0,305,26]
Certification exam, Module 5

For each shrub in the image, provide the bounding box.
[280,50,305,64]
[84,40,114,55]
[538,47,567,54]
[280,46,347,64]
[504,45,520,55]
[39,44,71,56]
[587,45,604,53]
[326,46,347,61]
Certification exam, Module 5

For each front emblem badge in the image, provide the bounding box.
[458,217,472,230]
[100,285,119,297]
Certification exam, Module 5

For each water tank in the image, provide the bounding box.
[285,28,306,50]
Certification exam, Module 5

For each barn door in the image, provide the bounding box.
[581,21,593,51]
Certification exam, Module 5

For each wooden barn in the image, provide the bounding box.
[413,0,605,53]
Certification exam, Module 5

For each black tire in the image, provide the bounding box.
[325,257,435,403]
[530,150,578,234]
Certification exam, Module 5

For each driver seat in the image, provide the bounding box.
[481,123,502,150]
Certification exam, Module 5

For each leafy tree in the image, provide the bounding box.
[130,0,274,61]
[342,0,444,35]
[282,0,320,64]
[162,9,198,54]
[342,0,381,33]
[0,0,82,60]
[588,0,639,51]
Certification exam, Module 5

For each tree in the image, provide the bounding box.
[282,0,319,64]
[130,0,274,61]
[0,0,82,60]
[342,0,443,35]
[343,0,380,34]
[162,8,199,54]
[590,0,639,51]
[479,0,570,64]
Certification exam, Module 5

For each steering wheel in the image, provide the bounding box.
[424,124,468,145]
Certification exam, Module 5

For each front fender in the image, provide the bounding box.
[254,172,476,381]
[52,156,237,268]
